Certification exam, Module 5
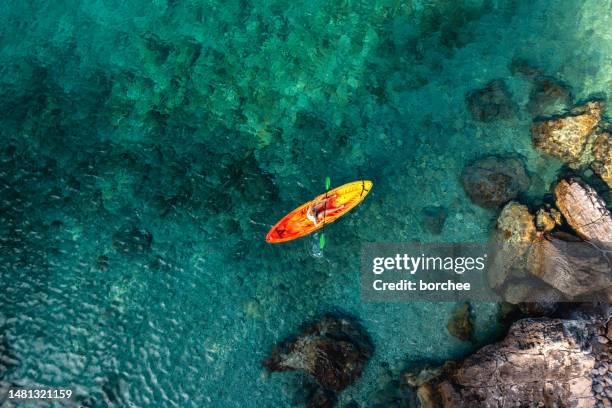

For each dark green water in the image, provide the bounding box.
[0,0,610,406]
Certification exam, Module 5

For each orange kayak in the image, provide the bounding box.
[266,180,373,243]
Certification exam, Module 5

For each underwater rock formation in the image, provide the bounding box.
[263,315,373,393]
[466,79,518,122]
[509,58,572,116]
[531,100,604,166]
[409,310,610,408]
[306,386,337,408]
[554,179,612,244]
[591,132,612,188]
[446,303,473,342]
[461,156,530,208]
[527,77,572,118]
[421,206,447,235]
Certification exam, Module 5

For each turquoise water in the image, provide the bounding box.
[0,0,611,406]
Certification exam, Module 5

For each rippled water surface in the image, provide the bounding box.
[1,0,611,406]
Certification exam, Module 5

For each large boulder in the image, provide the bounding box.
[591,132,612,188]
[488,202,538,290]
[461,157,530,208]
[527,237,612,299]
[554,179,612,244]
[531,100,604,166]
[263,315,372,393]
[494,202,538,243]
[410,311,611,408]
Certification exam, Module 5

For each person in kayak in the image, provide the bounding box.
[306,194,345,227]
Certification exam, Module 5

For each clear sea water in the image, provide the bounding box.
[0,0,610,407]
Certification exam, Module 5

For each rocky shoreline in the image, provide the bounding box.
[406,306,611,407]
[412,79,612,406]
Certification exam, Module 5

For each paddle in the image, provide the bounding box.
[319,176,332,250]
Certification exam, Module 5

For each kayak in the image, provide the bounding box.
[266,180,373,243]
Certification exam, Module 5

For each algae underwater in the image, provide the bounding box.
[0,0,611,407]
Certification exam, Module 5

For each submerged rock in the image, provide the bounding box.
[554,179,612,244]
[466,79,518,122]
[531,100,604,166]
[446,303,473,342]
[461,156,530,208]
[410,312,610,407]
[591,132,612,188]
[263,315,373,392]
[527,77,572,117]
[509,57,541,78]
[421,206,447,235]
[306,386,337,408]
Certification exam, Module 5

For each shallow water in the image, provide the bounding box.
[0,0,611,407]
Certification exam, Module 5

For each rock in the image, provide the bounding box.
[447,303,473,342]
[535,207,561,232]
[607,320,612,341]
[404,366,444,388]
[489,202,538,290]
[496,302,523,324]
[421,206,447,235]
[466,79,518,122]
[411,315,608,407]
[242,298,263,319]
[501,279,563,316]
[527,77,572,117]
[531,100,604,166]
[527,237,612,299]
[591,132,612,188]
[306,386,337,408]
[495,202,538,243]
[461,156,530,208]
[554,179,612,244]
[517,298,559,316]
[263,315,373,392]
[509,57,540,78]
